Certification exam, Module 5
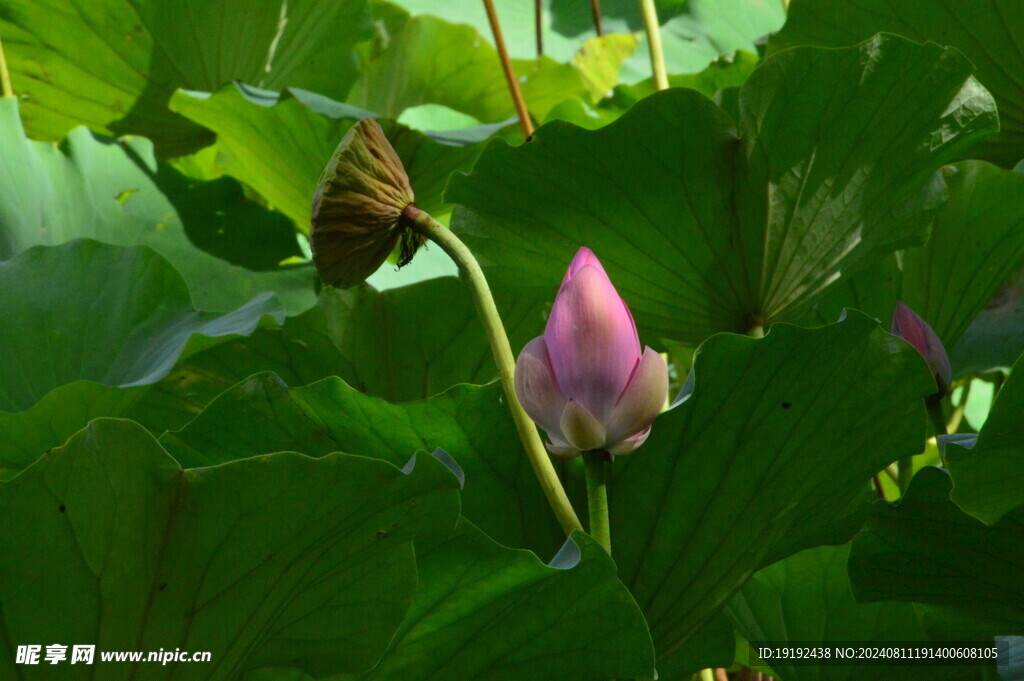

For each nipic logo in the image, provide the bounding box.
[15,645,209,665]
[16,644,94,665]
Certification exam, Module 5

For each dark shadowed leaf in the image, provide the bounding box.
[129,280,546,431]
[608,311,934,665]
[0,418,461,679]
[0,98,315,314]
[728,543,986,680]
[848,466,1024,636]
[899,162,1024,352]
[945,353,1024,524]
[340,521,655,681]
[158,373,566,558]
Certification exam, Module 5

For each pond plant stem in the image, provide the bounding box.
[482,0,535,137]
[638,0,669,90]
[591,0,604,36]
[901,395,948,494]
[583,450,611,553]
[926,395,948,439]
[0,33,12,98]
[535,0,543,56]
[405,206,583,535]
[897,455,913,495]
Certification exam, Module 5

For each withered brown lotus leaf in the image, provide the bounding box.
[310,118,416,288]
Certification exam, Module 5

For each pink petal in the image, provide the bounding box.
[544,439,581,460]
[559,399,607,452]
[561,247,607,286]
[514,336,568,441]
[605,347,668,444]
[891,301,953,395]
[607,426,651,457]
[545,264,641,419]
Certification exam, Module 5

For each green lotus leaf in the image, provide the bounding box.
[772,0,1024,166]
[0,0,374,155]
[448,36,996,344]
[0,418,462,679]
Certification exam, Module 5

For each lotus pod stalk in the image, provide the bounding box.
[309,118,583,535]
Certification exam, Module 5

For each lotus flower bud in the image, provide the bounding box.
[514,248,668,458]
[310,118,422,288]
[891,301,953,398]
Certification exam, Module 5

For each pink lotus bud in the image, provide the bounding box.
[891,301,953,398]
[514,248,668,458]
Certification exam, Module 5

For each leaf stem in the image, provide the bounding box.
[897,455,913,495]
[591,0,604,36]
[482,0,535,137]
[926,395,948,438]
[583,450,611,553]
[638,0,668,91]
[0,33,13,99]
[534,0,543,56]
[872,474,885,500]
[406,207,582,535]
[945,379,971,433]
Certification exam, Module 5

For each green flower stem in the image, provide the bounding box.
[583,450,611,554]
[901,396,948,494]
[897,455,913,495]
[407,207,583,535]
[926,395,948,438]
[638,0,668,91]
[0,33,13,98]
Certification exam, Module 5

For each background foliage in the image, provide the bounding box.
[0,0,1021,679]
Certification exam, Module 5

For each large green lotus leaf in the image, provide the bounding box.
[157,373,566,558]
[0,98,315,315]
[951,263,1024,374]
[804,161,1024,364]
[0,418,460,679]
[350,15,633,123]
[0,384,146,481]
[339,520,654,681]
[246,522,656,681]
[448,37,996,344]
[650,613,736,680]
[390,0,783,84]
[900,162,1024,350]
[727,543,984,681]
[0,241,282,414]
[607,311,935,665]
[129,279,546,432]
[848,466,1024,635]
[318,281,546,400]
[801,257,901,328]
[771,0,1024,166]
[170,85,486,231]
[0,0,373,156]
[945,353,1024,524]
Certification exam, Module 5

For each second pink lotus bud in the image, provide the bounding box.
[514,248,668,458]
[891,301,953,398]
